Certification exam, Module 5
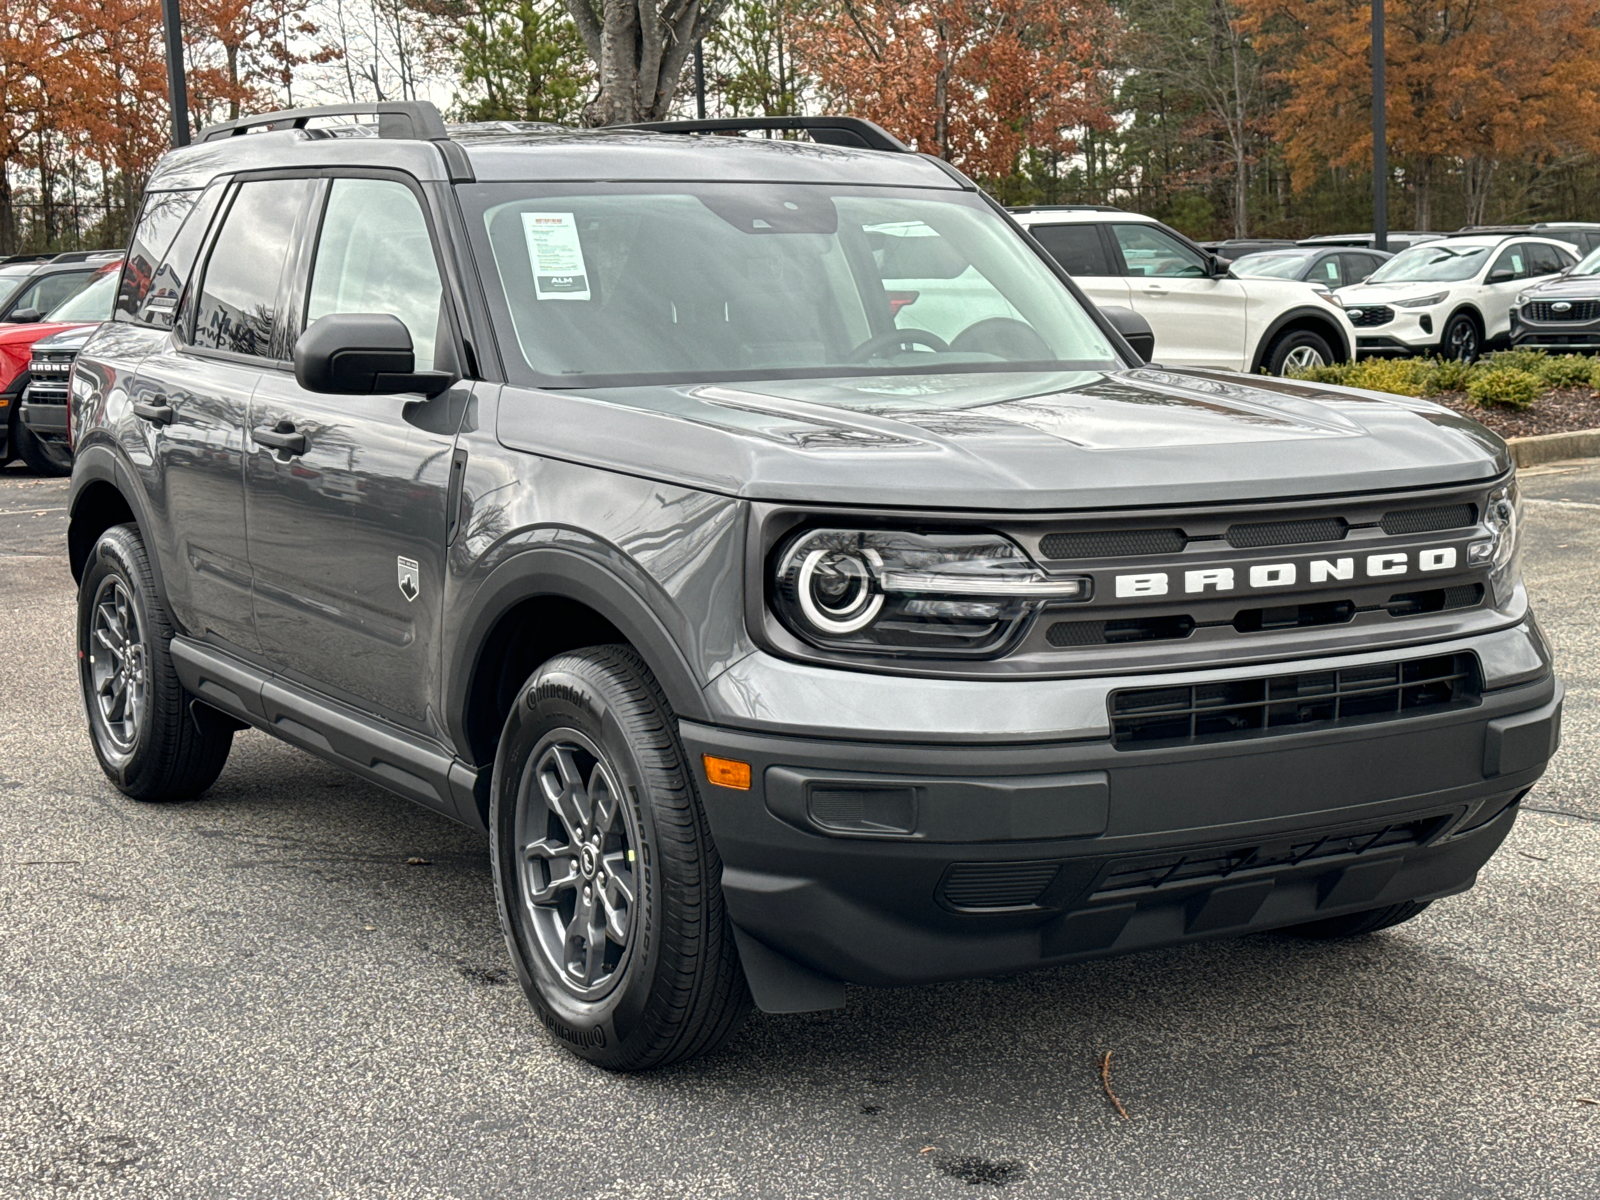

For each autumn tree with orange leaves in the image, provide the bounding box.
[1243,0,1600,227]
[796,0,1119,182]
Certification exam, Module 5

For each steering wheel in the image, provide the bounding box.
[847,328,951,362]
[949,317,1053,361]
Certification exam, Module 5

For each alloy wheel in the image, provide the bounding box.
[88,577,147,754]
[1447,319,1479,361]
[1282,344,1327,372]
[515,732,639,1000]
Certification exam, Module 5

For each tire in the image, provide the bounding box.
[490,644,751,1070]
[1281,900,1432,940]
[1441,312,1481,362]
[15,417,73,476]
[1266,328,1336,376]
[77,523,234,800]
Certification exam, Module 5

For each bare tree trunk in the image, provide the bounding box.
[1229,24,1248,238]
[932,19,950,158]
[1463,157,1494,226]
[568,0,732,124]
[1412,156,1432,230]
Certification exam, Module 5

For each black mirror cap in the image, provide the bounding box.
[293,312,454,397]
[1486,268,1516,284]
[7,308,41,323]
[1100,305,1156,364]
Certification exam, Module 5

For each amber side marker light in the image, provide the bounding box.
[703,755,752,790]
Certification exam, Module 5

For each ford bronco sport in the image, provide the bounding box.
[68,103,1561,1070]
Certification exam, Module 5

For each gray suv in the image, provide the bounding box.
[68,103,1562,1070]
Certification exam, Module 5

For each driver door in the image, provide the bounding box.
[1111,222,1247,371]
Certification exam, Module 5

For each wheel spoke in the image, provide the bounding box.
[589,766,620,835]
[564,890,598,982]
[601,854,635,906]
[94,625,124,658]
[599,886,629,944]
[582,906,607,980]
[540,747,590,839]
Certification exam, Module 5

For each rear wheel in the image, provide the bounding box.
[77,523,234,800]
[1281,900,1432,939]
[1266,329,1335,375]
[15,419,73,476]
[491,645,750,1070]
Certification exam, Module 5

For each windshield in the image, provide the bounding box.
[46,269,118,322]
[1572,246,1600,277]
[1229,251,1314,279]
[0,265,34,308]
[465,183,1120,388]
[1367,244,1490,284]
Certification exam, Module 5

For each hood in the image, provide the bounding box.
[30,324,97,353]
[1521,273,1600,299]
[1338,281,1456,304]
[495,367,1508,511]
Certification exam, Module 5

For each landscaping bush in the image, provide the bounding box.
[1535,354,1596,389]
[1430,356,1476,393]
[1466,366,1543,408]
[1341,357,1436,396]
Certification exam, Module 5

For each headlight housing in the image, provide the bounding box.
[1515,291,1534,307]
[1467,479,1522,605]
[771,528,1087,656]
[1394,292,1448,309]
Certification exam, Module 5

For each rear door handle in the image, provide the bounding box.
[132,399,174,426]
[252,424,308,456]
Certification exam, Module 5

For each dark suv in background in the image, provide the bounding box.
[67,103,1560,1070]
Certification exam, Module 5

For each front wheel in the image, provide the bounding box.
[77,523,234,799]
[1441,313,1481,362]
[1266,329,1335,376]
[490,645,750,1070]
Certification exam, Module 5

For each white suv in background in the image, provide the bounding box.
[1335,234,1579,360]
[1011,207,1356,374]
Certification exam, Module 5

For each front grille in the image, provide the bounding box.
[1384,584,1484,615]
[1346,305,1395,327]
[1226,517,1348,548]
[1090,815,1448,899]
[1039,528,1186,560]
[1526,300,1600,322]
[1379,503,1475,535]
[1109,652,1480,748]
[939,861,1062,911]
[1048,615,1194,646]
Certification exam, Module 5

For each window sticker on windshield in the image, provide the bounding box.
[522,212,590,301]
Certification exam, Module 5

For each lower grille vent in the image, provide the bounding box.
[939,861,1062,911]
[1109,652,1481,748]
[1048,615,1194,646]
[1091,815,1447,898]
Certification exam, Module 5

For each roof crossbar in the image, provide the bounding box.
[198,101,451,143]
[623,116,910,153]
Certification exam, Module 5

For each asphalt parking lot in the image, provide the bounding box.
[1,456,1596,1199]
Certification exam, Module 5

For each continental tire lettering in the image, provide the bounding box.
[1309,558,1354,583]
[1184,567,1234,594]
[1116,573,1168,598]
[539,1008,607,1048]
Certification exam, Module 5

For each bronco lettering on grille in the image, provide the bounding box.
[1113,545,1462,599]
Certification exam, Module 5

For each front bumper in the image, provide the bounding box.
[1510,311,1600,352]
[686,628,1560,997]
[19,381,69,435]
[1349,306,1439,356]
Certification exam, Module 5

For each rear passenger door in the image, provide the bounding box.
[243,174,464,733]
[125,177,314,653]
[1025,222,1131,313]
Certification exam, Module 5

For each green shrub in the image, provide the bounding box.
[1482,348,1550,375]
[1430,356,1476,394]
[1343,357,1437,396]
[1590,358,1600,391]
[1534,354,1595,389]
[1285,363,1349,385]
[1466,366,1543,408]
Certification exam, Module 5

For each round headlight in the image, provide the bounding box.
[795,547,884,634]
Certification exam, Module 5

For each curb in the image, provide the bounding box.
[1507,428,1600,469]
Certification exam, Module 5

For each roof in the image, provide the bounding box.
[145,103,961,193]
[1010,209,1156,225]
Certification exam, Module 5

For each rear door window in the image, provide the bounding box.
[1030,224,1114,276]
[191,178,314,358]
[1527,243,1569,277]
[116,190,200,322]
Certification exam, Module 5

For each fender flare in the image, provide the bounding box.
[67,442,174,613]
[1250,305,1352,372]
[444,545,714,762]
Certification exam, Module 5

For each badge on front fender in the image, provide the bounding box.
[397,556,419,602]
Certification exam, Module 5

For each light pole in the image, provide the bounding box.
[160,0,191,147]
[1372,0,1387,251]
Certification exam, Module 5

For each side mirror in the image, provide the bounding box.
[294,313,454,397]
[1101,305,1156,364]
[7,308,41,324]
[1486,268,1515,284]
[1207,254,1229,277]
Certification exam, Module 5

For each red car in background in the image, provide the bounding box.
[1,256,122,474]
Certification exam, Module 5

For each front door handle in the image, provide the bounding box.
[1142,284,1169,295]
[132,398,174,426]
[252,423,308,456]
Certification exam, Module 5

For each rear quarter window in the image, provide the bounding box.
[116,190,202,322]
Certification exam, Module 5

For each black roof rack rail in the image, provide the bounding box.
[622,116,910,153]
[49,250,120,263]
[1,253,53,265]
[197,100,451,143]
[1007,204,1125,214]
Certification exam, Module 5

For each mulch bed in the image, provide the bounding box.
[1426,387,1600,439]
